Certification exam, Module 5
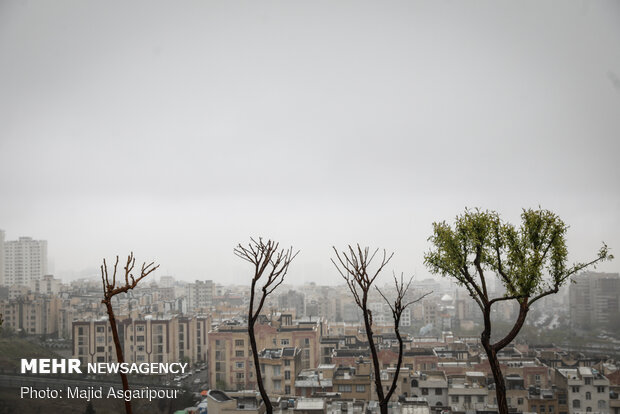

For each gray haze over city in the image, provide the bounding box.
[1,1,619,285]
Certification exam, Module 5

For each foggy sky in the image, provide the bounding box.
[1,0,619,285]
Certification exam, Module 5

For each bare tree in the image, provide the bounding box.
[234,238,298,414]
[101,252,159,414]
[332,245,424,414]
[376,274,431,406]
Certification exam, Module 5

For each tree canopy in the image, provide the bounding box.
[424,208,612,311]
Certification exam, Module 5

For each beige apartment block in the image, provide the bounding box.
[73,315,209,365]
[258,347,302,397]
[0,294,60,335]
[208,316,322,391]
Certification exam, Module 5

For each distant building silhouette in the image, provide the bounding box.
[570,272,620,331]
[1,233,48,287]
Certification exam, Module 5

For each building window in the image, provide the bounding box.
[96,326,104,333]
[285,385,291,395]
[356,385,365,392]
[451,396,458,403]
[597,386,606,393]
[573,400,580,409]
[284,360,291,366]
[435,388,442,395]
[540,405,546,412]
[464,396,471,404]
[236,362,244,369]
[477,396,484,403]
[586,408,592,412]
[585,378,592,385]
[304,338,310,346]
[338,385,352,392]
[235,350,244,357]
[235,339,244,346]
[421,388,428,395]
[285,371,290,380]
[137,335,144,342]
[137,325,145,332]
[281,339,290,346]
[96,346,105,352]
[517,398,523,405]
[236,372,244,379]
[572,386,580,393]
[586,392,592,400]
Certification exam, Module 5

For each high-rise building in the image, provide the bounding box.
[2,235,48,287]
[0,230,5,286]
[569,272,620,331]
[186,280,214,312]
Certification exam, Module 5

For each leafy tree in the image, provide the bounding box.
[235,238,298,414]
[424,208,612,414]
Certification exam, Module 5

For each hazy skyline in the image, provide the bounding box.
[1,1,619,285]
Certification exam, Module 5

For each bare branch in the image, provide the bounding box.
[237,238,298,414]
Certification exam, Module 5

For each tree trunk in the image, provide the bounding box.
[485,344,508,414]
[249,280,272,414]
[482,301,529,414]
[383,322,404,404]
[363,302,386,414]
[104,299,132,414]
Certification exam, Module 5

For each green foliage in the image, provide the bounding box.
[424,208,612,307]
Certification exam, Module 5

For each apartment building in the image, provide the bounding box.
[29,274,62,296]
[447,372,489,412]
[295,365,335,397]
[369,302,412,327]
[410,371,449,409]
[208,316,321,391]
[0,230,4,286]
[186,280,215,312]
[332,361,372,401]
[72,315,209,365]
[556,367,610,414]
[258,347,302,396]
[0,294,60,335]
[570,272,620,332]
[528,388,560,414]
[1,235,48,287]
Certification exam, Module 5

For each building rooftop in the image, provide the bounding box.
[295,398,325,411]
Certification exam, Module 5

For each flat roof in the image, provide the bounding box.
[295,399,325,410]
